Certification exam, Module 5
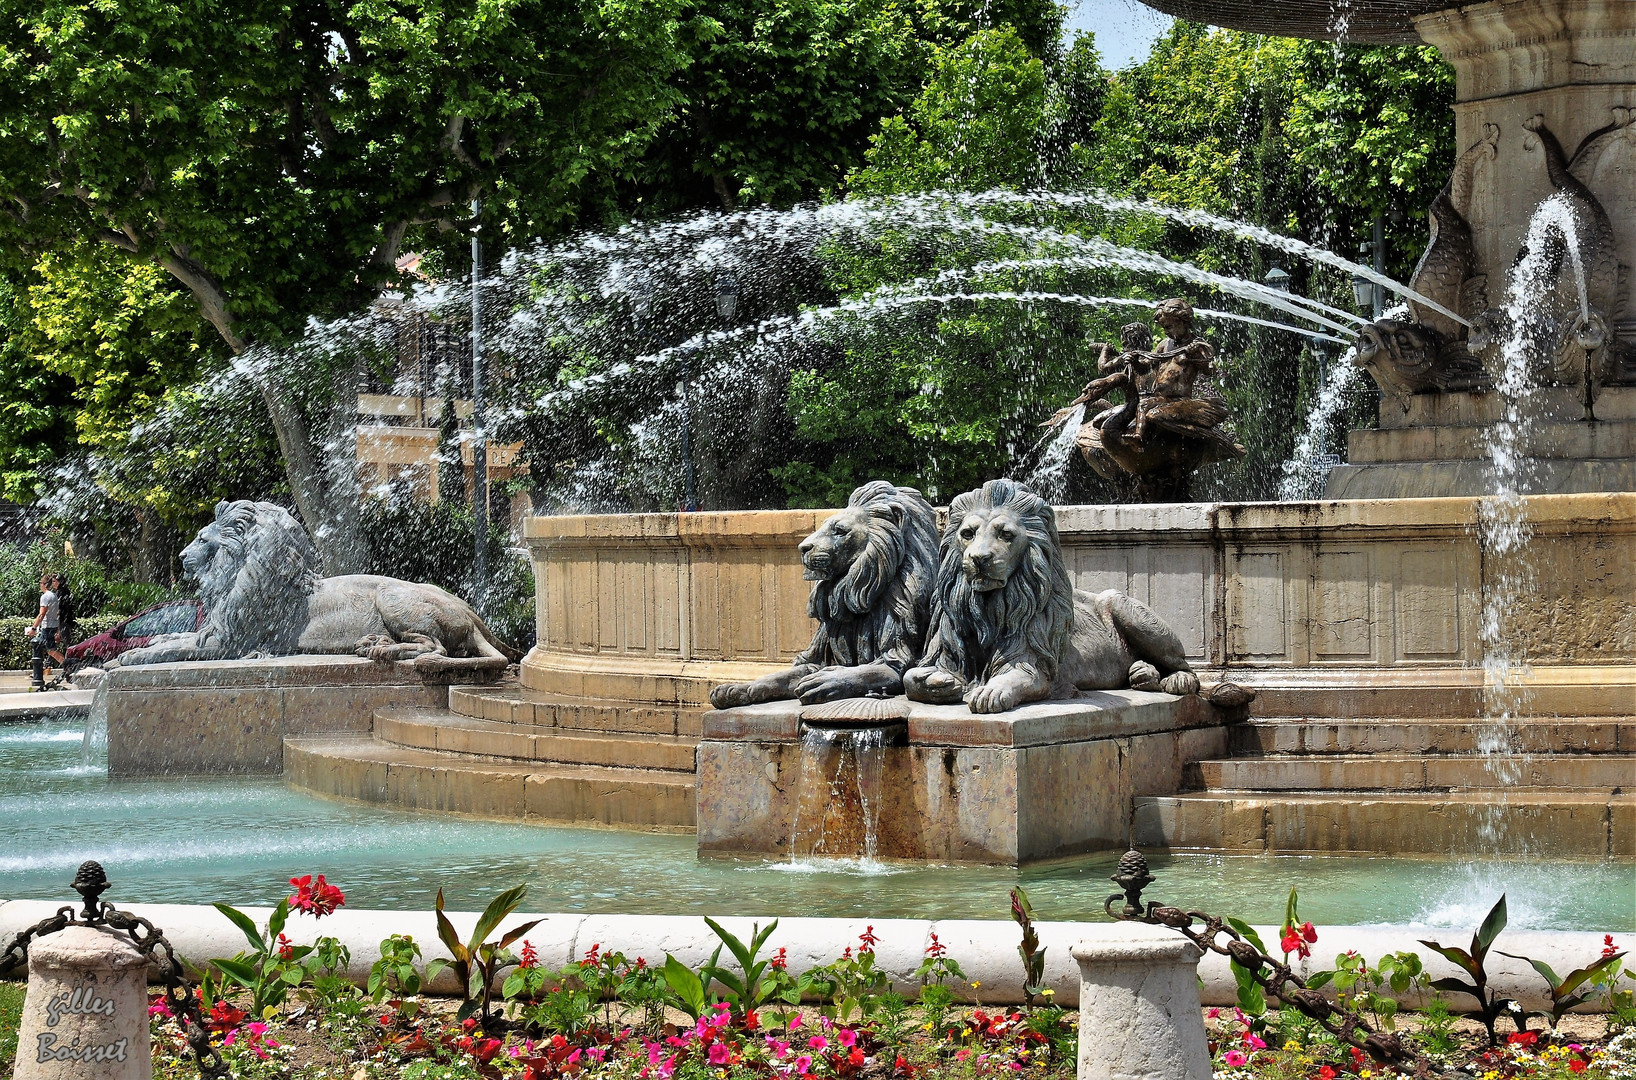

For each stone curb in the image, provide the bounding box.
[0,901,1617,1011]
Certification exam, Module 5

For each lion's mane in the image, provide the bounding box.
[921,479,1075,687]
[193,500,323,657]
[799,481,940,673]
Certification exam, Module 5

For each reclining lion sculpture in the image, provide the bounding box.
[904,479,1200,714]
[111,500,514,677]
[709,481,940,708]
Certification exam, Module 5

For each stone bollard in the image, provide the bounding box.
[1073,924,1212,1080]
[14,925,152,1080]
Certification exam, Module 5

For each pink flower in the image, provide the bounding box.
[808,1034,829,1050]
[766,1037,791,1059]
[708,1043,732,1065]
[588,1047,607,1063]
[794,1054,813,1073]
[1223,1051,1248,1067]
[956,1049,972,1062]
[838,1028,857,1047]
[1244,1034,1267,1050]
[1206,1008,1220,1019]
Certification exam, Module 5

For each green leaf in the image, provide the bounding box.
[1303,969,1335,989]
[1225,917,1269,954]
[1556,954,1626,999]
[1419,941,1477,977]
[214,904,265,952]
[663,955,707,1020]
[1474,895,1508,956]
[1498,952,1561,991]
[1429,976,1481,1001]
[497,919,543,951]
[1284,888,1300,933]
[470,885,530,955]
[267,898,289,940]
[502,971,525,1000]
[433,890,467,965]
[210,957,258,987]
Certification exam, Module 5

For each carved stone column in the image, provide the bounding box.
[1073,925,1212,1080]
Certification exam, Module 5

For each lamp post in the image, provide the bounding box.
[715,274,740,324]
[470,198,488,603]
[1263,266,1290,294]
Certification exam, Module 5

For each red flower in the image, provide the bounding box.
[1507,1031,1539,1048]
[206,999,247,1033]
[581,942,602,968]
[858,926,879,955]
[1604,934,1619,959]
[771,947,788,971]
[1319,1067,1337,1080]
[275,933,294,962]
[1280,922,1316,960]
[520,940,538,970]
[926,933,946,959]
[288,874,344,918]
[1570,1061,1588,1073]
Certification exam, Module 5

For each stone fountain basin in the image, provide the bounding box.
[699,690,1226,866]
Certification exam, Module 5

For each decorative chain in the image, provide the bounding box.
[1105,849,1435,1074]
[0,861,228,1080]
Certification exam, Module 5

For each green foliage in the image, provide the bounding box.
[210,900,310,1019]
[1307,949,1425,1030]
[1419,894,1515,1045]
[427,885,541,1027]
[0,979,21,1073]
[0,539,176,620]
[1499,947,1627,1030]
[1417,994,1461,1058]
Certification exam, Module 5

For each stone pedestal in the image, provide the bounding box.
[1073,925,1211,1080]
[105,655,449,776]
[697,691,1227,865]
[14,925,152,1080]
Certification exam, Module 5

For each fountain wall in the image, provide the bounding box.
[521,493,1636,719]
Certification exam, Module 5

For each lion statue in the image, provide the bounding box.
[709,481,940,709]
[903,479,1199,714]
[110,500,515,677]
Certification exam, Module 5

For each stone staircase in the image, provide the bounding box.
[284,683,701,829]
[1133,694,1636,856]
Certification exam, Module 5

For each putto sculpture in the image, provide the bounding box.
[1048,301,1243,502]
[709,481,940,708]
[903,479,1200,714]
[110,500,515,676]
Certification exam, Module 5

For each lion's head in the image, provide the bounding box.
[926,479,1074,684]
[187,500,322,656]
[795,481,939,670]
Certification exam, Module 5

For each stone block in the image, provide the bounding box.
[699,692,1223,865]
[16,925,151,1080]
[1074,926,1211,1080]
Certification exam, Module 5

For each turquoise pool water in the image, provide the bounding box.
[3,719,1631,929]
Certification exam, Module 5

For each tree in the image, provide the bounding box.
[616,0,1063,214]
[0,0,689,569]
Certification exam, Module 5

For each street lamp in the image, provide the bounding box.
[715,274,740,323]
[1263,266,1290,293]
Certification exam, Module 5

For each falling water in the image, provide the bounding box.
[1468,197,1582,843]
[1278,345,1362,500]
[785,726,891,869]
[1020,403,1086,501]
[80,683,110,767]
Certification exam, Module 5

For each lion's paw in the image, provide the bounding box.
[905,667,965,705]
[709,683,750,710]
[1159,670,1199,696]
[1127,660,1162,691]
[965,686,1014,714]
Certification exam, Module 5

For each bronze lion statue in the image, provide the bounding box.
[111,500,515,676]
[709,481,940,708]
[904,479,1199,713]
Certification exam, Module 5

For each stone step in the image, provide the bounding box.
[284,737,696,829]
[374,707,698,772]
[1132,790,1635,856]
[449,685,705,737]
[1348,419,1636,463]
[1222,667,1635,719]
[1187,752,1636,792]
[1228,717,1636,756]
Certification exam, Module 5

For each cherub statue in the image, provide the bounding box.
[1040,301,1243,502]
